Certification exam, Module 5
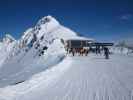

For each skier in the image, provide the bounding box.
[104,47,109,59]
[72,48,75,56]
[96,46,101,55]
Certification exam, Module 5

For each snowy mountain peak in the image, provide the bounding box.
[0,15,82,67]
[37,15,60,27]
[3,34,15,44]
[20,15,78,49]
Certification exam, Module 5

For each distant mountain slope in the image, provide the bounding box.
[110,39,133,55]
[0,34,16,67]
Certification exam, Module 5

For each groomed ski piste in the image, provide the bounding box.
[0,15,133,100]
[0,54,133,100]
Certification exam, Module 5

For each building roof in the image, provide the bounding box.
[65,36,95,41]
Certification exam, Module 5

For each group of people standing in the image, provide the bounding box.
[66,48,89,56]
[96,46,110,59]
[66,46,110,59]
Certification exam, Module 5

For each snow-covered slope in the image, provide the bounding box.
[110,39,133,55]
[110,46,133,55]
[20,15,77,48]
[0,15,82,87]
[0,16,78,63]
[0,54,133,100]
[0,34,16,67]
[2,34,15,44]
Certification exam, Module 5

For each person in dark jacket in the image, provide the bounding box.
[72,48,75,56]
[104,47,109,59]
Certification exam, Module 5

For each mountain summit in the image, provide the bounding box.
[0,15,81,87]
[0,15,79,60]
[20,15,78,48]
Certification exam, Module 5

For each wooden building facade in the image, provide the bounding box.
[65,39,114,49]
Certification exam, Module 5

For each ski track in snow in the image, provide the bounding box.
[0,54,133,100]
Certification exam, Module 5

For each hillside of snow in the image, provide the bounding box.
[110,39,133,55]
[0,54,133,100]
[0,34,16,67]
[0,15,83,87]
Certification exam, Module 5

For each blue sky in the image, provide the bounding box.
[0,0,133,42]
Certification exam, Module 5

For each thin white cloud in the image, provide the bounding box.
[120,14,133,20]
